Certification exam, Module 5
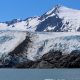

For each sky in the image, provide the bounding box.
[0,0,80,21]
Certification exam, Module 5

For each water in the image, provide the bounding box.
[0,69,80,80]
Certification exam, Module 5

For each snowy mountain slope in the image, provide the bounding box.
[0,5,80,32]
[0,23,8,30]
[0,31,26,59]
[7,17,41,31]
[36,5,80,32]
[0,31,80,62]
[26,32,80,61]
[0,17,40,31]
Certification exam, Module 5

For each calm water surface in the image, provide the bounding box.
[0,69,80,80]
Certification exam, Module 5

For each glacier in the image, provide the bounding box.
[27,32,80,61]
[0,31,80,62]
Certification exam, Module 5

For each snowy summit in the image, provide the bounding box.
[0,5,80,32]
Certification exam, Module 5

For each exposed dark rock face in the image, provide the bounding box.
[36,15,63,32]
[15,60,35,68]
[39,5,61,20]
[0,32,80,68]
[6,50,80,68]
[5,19,22,26]
[9,35,31,55]
[1,33,31,67]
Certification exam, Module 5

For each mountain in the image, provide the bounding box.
[0,5,80,68]
[0,31,80,68]
[36,5,80,32]
[0,5,80,32]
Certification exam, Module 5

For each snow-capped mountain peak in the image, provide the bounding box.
[46,5,80,15]
[46,5,62,15]
[37,5,80,32]
[0,5,80,32]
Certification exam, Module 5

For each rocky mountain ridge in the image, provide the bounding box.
[0,5,80,32]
